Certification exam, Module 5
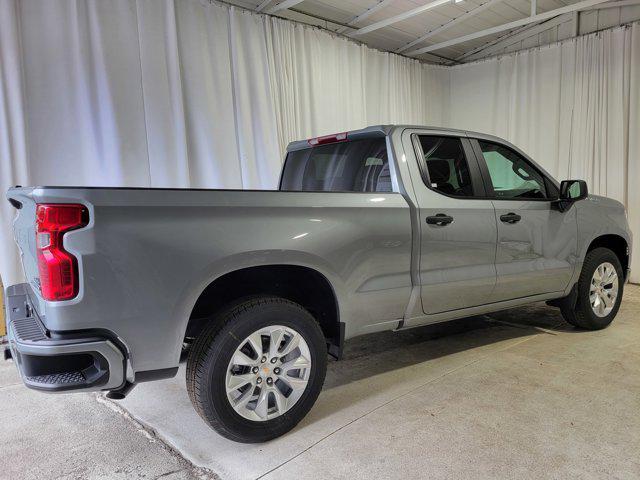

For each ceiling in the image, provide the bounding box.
[221,0,640,64]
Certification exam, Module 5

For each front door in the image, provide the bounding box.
[471,139,577,301]
[409,133,498,315]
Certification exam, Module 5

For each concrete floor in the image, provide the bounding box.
[2,285,639,479]
[0,361,217,479]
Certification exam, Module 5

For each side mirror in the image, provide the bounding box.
[554,180,588,212]
[560,179,588,201]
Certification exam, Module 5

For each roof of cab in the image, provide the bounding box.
[283,124,559,187]
[285,124,488,152]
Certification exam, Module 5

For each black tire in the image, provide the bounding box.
[186,296,327,443]
[561,247,624,330]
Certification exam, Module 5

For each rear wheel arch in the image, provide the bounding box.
[184,265,343,359]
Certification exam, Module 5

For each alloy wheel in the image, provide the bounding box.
[225,325,311,421]
[589,262,619,317]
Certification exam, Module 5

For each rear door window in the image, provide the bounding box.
[280,138,392,192]
[416,136,475,197]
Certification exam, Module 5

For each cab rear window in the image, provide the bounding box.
[280,138,392,192]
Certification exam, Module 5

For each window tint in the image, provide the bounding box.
[478,141,547,199]
[417,136,474,197]
[280,138,392,192]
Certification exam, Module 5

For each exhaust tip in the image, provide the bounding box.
[105,391,126,400]
[105,381,136,400]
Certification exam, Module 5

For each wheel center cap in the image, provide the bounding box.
[262,366,270,375]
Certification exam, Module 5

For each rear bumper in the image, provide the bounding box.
[5,283,125,393]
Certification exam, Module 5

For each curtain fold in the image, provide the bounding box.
[628,23,640,283]
[0,0,638,286]
[263,15,449,154]
[448,24,640,283]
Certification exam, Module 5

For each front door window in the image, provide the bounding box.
[478,141,547,199]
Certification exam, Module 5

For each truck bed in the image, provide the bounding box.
[7,186,413,374]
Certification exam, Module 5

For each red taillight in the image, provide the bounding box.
[307,132,348,146]
[35,204,88,301]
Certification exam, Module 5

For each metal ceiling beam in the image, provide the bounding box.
[455,1,595,63]
[337,0,396,34]
[395,0,507,53]
[452,24,530,61]
[457,0,640,61]
[351,0,452,36]
[255,0,274,12]
[461,13,572,61]
[584,0,640,8]
[572,10,579,36]
[406,0,611,56]
[267,0,306,14]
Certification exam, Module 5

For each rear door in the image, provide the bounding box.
[403,131,498,315]
[470,138,577,301]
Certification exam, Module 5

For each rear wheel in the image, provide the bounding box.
[186,296,327,443]
[561,247,624,330]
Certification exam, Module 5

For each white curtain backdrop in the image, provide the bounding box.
[0,0,449,286]
[0,0,637,287]
[264,17,449,153]
[448,23,640,283]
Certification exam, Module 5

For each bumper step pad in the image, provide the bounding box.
[26,371,86,385]
[11,316,48,342]
[5,284,126,392]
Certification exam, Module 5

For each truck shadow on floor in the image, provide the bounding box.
[322,302,577,391]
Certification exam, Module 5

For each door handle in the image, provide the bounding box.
[426,214,454,226]
[500,212,522,224]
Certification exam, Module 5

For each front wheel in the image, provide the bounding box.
[561,247,624,330]
[186,296,327,443]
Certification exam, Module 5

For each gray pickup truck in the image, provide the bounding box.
[5,125,632,442]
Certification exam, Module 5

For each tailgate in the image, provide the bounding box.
[6,188,41,298]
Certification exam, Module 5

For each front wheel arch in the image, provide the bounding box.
[561,247,624,330]
[584,234,629,281]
